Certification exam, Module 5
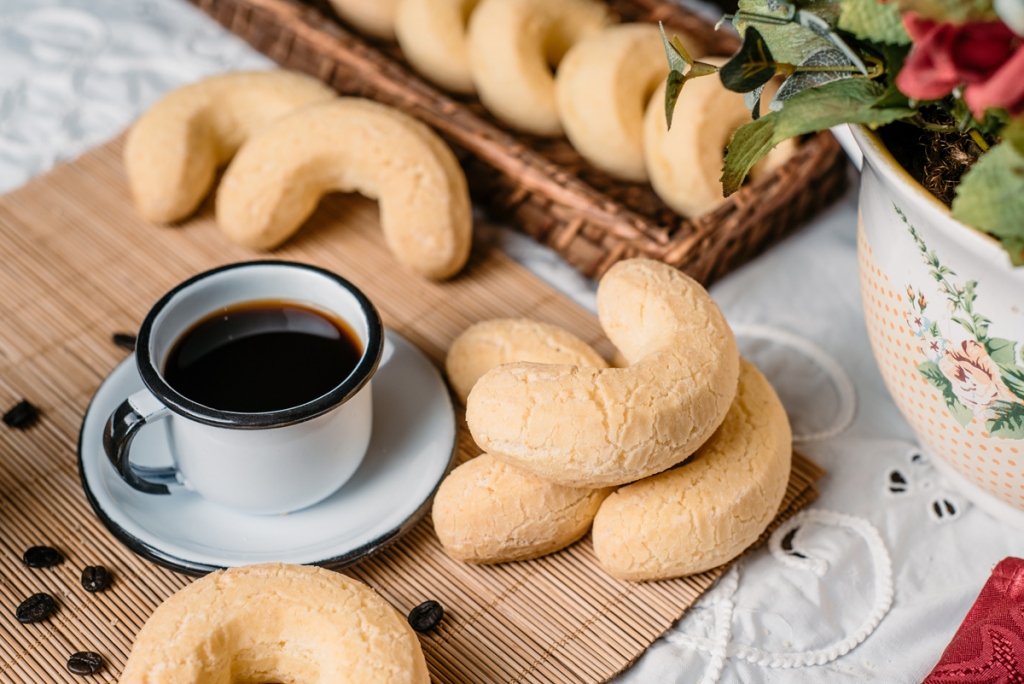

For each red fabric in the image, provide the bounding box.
[923,557,1024,683]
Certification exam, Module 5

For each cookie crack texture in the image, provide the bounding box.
[432,454,612,564]
[120,563,429,684]
[467,259,740,488]
[123,71,336,224]
[592,359,793,581]
[215,98,472,281]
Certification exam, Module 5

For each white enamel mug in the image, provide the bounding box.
[103,261,384,515]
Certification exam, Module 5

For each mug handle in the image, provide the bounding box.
[103,389,179,495]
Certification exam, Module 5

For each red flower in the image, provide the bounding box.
[896,14,1024,117]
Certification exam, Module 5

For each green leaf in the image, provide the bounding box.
[659,22,691,73]
[721,78,914,194]
[734,0,835,65]
[795,9,868,74]
[987,401,1024,439]
[896,0,996,23]
[720,27,778,93]
[951,142,1024,266]
[870,42,911,109]
[1002,117,1024,157]
[986,338,1024,402]
[722,113,780,195]
[665,70,684,129]
[773,77,914,138]
[769,47,852,110]
[838,0,910,44]
[918,360,975,426]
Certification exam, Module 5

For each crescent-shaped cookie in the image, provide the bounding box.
[466,0,612,136]
[445,318,609,404]
[467,258,739,488]
[120,563,429,684]
[124,70,336,224]
[327,0,400,39]
[216,98,472,280]
[395,0,481,93]
[643,64,797,217]
[592,359,792,581]
[555,24,678,182]
[433,454,612,563]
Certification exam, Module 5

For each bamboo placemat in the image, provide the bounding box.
[0,137,824,683]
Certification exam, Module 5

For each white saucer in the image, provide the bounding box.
[78,330,456,575]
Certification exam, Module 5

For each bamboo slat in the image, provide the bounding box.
[0,137,823,683]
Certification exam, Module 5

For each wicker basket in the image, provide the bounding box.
[191,0,848,284]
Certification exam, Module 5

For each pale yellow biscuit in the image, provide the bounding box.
[592,359,792,581]
[328,0,400,40]
[120,563,429,684]
[468,258,739,488]
[642,64,797,217]
[396,0,481,93]
[556,24,680,182]
[123,70,336,224]
[433,454,612,563]
[467,0,612,136]
[216,98,472,280]
[446,318,608,403]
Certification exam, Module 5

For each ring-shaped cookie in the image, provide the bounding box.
[395,0,480,93]
[120,563,430,684]
[592,359,792,581]
[642,64,797,217]
[555,24,680,182]
[216,98,472,280]
[446,318,609,403]
[467,0,611,136]
[124,71,336,224]
[467,259,740,488]
[328,0,399,40]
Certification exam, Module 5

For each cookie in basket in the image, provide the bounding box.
[467,0,612,136]
[555,24,688,183]
[395,0,480,94]
[643,61,797,217]
[328,0,400,39]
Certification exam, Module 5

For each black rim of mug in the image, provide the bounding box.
[135,260,384,430]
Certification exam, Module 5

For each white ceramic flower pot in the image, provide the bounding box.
[844,124,1024,529]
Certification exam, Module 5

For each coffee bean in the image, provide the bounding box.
[23,546,63,568]
[80,566,110,593]
[111,333,137,351]
[408,600,444,632]
[16,593,56,623]
[67,651,103,676]
[3,400,39,429]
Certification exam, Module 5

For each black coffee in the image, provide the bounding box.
[164,300,363,413]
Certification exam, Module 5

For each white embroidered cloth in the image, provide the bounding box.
[3,1,1024,681]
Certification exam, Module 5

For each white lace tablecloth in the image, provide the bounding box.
[4,1,1024,681]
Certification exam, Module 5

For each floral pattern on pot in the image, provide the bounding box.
[898,207,1024,439]
[859,209,1024,513]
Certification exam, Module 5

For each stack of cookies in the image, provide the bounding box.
[436,259,792,581]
